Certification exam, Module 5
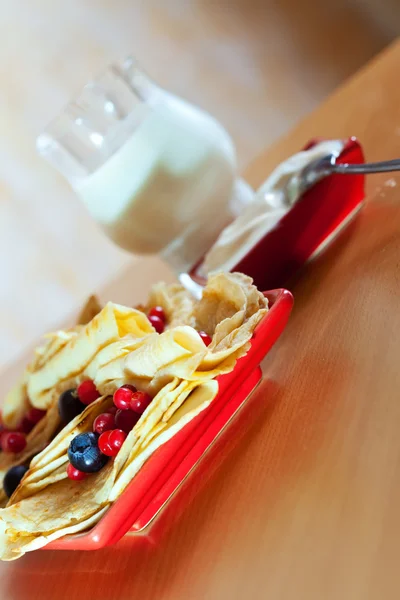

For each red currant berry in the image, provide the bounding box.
[67,463,87,481]
[108,429,127,456]
[93,412,115,435]
[106,405,118,416]
[130,391,152,415]
[0,425,8,445]
[98,430,113,456]
[2,432,26,453]
[98,429,126,457]
[26,407,46,424]
[115,409,140,433]
[198,331,212,346]
[148,306,166,322]
[148,315,164,334]
[77,380,100,405]
[113,385,137,411]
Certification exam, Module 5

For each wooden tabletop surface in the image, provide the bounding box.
[1,39,400,600]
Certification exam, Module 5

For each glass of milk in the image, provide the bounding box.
[37,57,254,275]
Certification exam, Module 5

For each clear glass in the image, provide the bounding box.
[37,57,254,275]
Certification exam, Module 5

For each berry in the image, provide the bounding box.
[0,424,8,447]
[98,431,113,456]
[19,417,35,434]
[198,331,212,346]
[26,407,46,424]
[3,465,28,498]
[148,315,164,334]
[77,380,100,405]
[2,432,26,453]
[115,409,140,433]
[68,432,108,473]
[113,385,137,411]
[58,389,85,423]
[66,463,87,481]
[98,429,127,457]
[148,306,166,322]
[106,406,118,416]
[93,412,115,435]
[130,391,152,415]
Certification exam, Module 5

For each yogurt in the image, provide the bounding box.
[203,140,345,274]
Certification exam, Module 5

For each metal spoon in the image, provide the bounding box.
[296,156,400,197]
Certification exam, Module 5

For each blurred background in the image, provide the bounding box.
[0,0,398,369]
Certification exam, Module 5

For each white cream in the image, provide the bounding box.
[203,140,345,274]
[74,90,238,272]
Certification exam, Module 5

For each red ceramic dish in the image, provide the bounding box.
[190,137,365,291]
[45,287,294,551]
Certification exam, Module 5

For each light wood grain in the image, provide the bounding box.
[0,39,399,600]
[0,0,393,370]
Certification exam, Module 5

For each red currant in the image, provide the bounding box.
[77,380,100,405]
[67,463,87,481]
[130,391,152,415]
[98,431,113,456]
[148,306,166,322]
[108,429,127,455]
[98,429,126,457]
[198,331,212,346]
[26,407,46,424]
[2,432,26,453]
[148,315,164,334]
[106,405,118,416]
[115,409,140,433]
[113,385,137,411]
[0,425,8,445]
[93,412,115,435]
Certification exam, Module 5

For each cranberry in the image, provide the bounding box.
[26,407,46,424]
[77,380,100,405]
[148,315,164,334]
[93,412,115,435]
[66,463,87,481]
[148,306,166,322]
[113,385,137,411]
[130,391,152,415]
[2,432,26,453]
[115,409,140,433]
[98,429,126,457]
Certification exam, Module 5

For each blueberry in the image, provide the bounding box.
[3,465,28,498]
[68,432,108,473]
[58,389,85,423]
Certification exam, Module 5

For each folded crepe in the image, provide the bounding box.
[0,273,268,560]
[0,297,104,508]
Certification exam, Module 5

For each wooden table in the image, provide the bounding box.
[1,39,400,600]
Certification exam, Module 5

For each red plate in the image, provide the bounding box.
[45,287,293,551]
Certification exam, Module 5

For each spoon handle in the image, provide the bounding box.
[332,158,400,175]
